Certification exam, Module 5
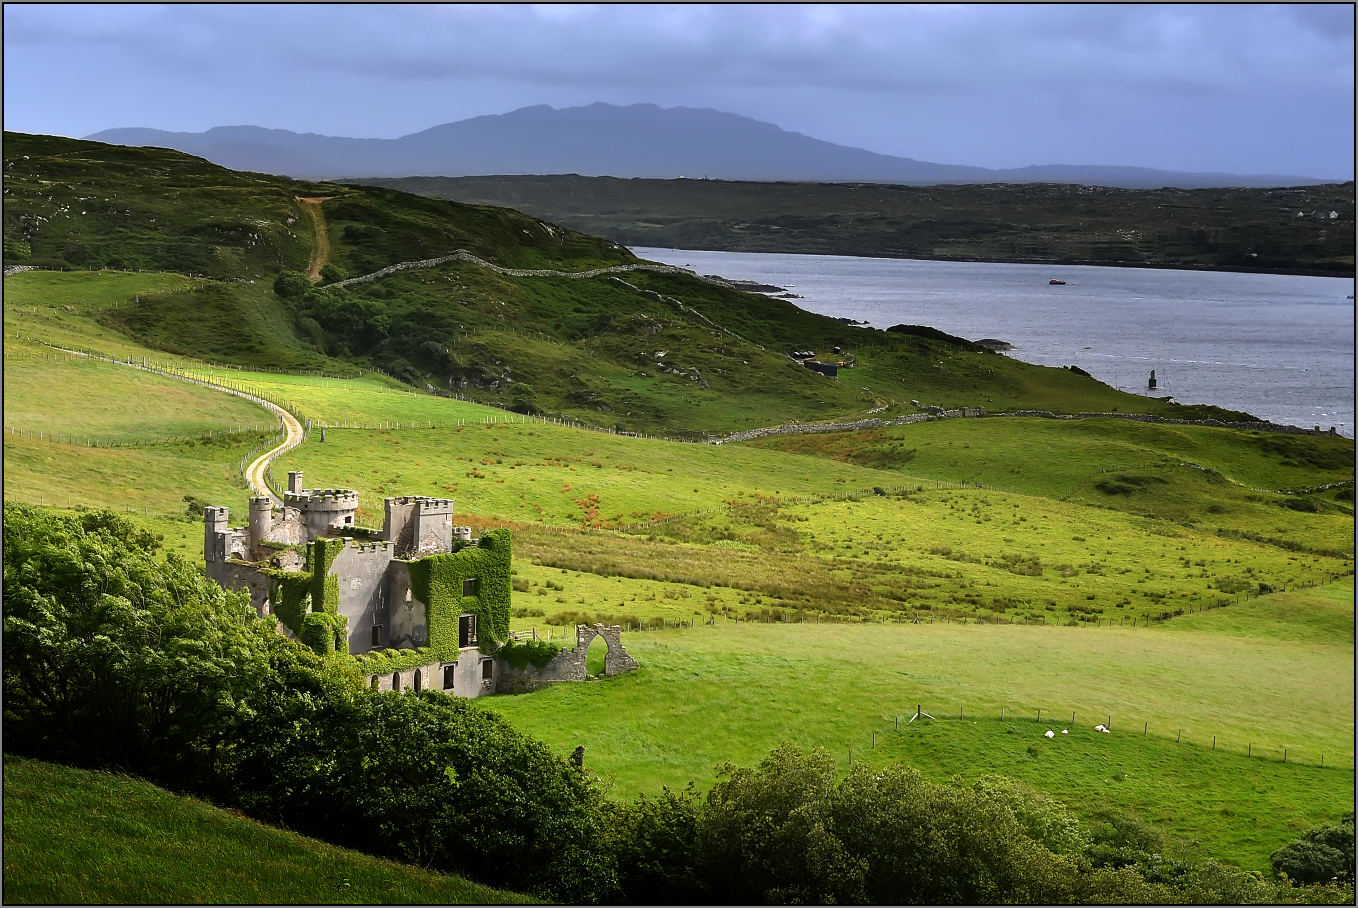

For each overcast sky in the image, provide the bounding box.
[4,4,1353,179]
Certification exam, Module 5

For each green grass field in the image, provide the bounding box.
[4,355,269,442]
[1,756,531,905]
[480,579,1355,872]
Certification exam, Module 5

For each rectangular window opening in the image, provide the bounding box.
[459,614,478,648]
[371,624,382,648]
[463,577,479,597]
[443,665,455,690]
[482,659,494,680]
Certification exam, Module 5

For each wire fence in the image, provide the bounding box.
[839,703,1351,771]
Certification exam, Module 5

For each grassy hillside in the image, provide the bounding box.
[2,756,532,905]
[5,134,1262,434]
[351,174,1357,276]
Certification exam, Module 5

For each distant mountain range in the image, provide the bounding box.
[87,102,1330,190]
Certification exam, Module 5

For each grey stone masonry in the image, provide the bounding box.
[495,623,639,694]
[576,624,640,676]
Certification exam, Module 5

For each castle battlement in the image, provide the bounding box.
[351,540,394,553]
[285,489,361,507]
[385,495,455,510]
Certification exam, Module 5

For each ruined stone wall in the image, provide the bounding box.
[999,410,1340,436]
[206,560,271,616]
[262,506,306,546]
[495,623,638,693]
[713,413,937,444]
[577,623,640,676]
[330,251,701,290]
[711,406,1334,446]
[385,560,428,650]
[495,647,585,694]
[382,498,417,552]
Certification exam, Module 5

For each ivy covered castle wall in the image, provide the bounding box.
[407,529,513,662]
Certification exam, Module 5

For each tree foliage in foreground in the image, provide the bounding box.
[3,505,272,789]
[4,503,1353,905]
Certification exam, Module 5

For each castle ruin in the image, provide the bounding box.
[204,471,636,698]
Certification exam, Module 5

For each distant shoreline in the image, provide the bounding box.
[634,248,1354,280]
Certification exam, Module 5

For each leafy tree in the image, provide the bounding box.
[510,382,540,415]
[3,504,274,790]
[304,290,390,349]
[273,269,312,299]
[603,785,705,904]
[695,743,865,903]
[229,680,618,903]
[970,775,1088,855]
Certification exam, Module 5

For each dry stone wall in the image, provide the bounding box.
[329,249,702,290]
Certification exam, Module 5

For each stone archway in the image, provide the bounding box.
[574,623,639,677]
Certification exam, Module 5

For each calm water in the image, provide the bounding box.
[633,247,1356,437]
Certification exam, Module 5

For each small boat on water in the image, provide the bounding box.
[1049,278,1066,285]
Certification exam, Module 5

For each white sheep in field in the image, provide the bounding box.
[1095,724,1106,732]
[1044,730,1056,738]
[1062,729,1069,734]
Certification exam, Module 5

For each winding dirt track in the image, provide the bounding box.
[297,197,332,281]
[244,400,305,502]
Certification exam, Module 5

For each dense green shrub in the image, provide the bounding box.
[318,262,348,284]
[510,382,540,414]
[495,637,563,671]
[602,786,705,903]
[300,612,348,656]
[273,270,312,299]
[4,237,32,261]
[1272,814,1356,884]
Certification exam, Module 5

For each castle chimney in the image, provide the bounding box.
[288,471,304,494]
[248,496,273,550]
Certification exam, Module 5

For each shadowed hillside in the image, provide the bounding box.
[354,174,1356,276]
[5,133,1262,434]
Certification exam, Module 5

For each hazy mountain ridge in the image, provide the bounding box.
[87,103,1328,190]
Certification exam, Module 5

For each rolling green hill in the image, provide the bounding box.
[2,756,532,905]
[3,264,1352,886]
[5,133,1261,436]
[348,174,1357,276]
